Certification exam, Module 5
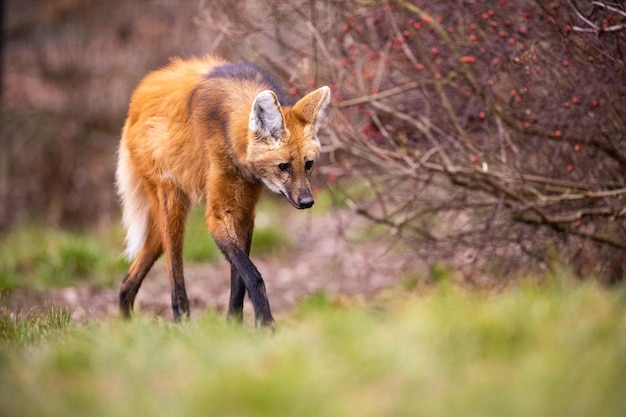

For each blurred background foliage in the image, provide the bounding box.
[2,0,216,229]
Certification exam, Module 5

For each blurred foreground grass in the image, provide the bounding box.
[1,280,624,417]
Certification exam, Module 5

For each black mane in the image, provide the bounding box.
[206,62,295,107]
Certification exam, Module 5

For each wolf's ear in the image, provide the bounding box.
[293,86,331,134]
[249,90,286,140]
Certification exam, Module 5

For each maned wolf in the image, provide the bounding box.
[115,55,331,326]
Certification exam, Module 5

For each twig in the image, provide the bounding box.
[569,0,599,30]
[336,82,420,108]
[592,1,626,18]
[571,0,626,33]
[517,214,626,250]
[573,23,626,33]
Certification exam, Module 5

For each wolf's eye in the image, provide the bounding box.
[305,160,314,171]
[278,162,291,172]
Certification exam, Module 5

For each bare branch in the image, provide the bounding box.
[336,82,420,108]
[592,1,626,18]
[569,0,600,30]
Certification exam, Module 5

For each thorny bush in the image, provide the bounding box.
[203,0,626,283]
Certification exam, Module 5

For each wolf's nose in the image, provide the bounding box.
[298,196,314,209]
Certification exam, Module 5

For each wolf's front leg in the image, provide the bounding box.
[227,264,246,323]
[206,203,273,326]
[218,238,274,327]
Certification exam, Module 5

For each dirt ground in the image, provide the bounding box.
[7,208,422,323]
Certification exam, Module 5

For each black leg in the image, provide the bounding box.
[170,257,189,321]
[220,241,274,327]
[119,224,163,318]
[226,218,254,324]
[157,187,191,321]
[227,264,246,322]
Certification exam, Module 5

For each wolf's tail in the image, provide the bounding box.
[115,124,150,260]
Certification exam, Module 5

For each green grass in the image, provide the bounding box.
[0,306,73,350]
[183,199,295,262]
[0,224,129,290]
[182,207,222,263]
[1,197,624,416]
[0,279,625,417]
[0,198,295,290]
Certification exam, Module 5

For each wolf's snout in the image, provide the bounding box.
[298,195,314,209]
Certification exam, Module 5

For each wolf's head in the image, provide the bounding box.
[247,86,331,209]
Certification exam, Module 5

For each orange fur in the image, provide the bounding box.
[116,55,330,325]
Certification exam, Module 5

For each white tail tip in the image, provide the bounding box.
[116,142,150,260]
